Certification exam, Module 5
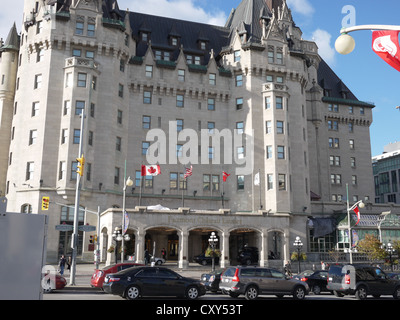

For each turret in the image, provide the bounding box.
[0,23,20,194]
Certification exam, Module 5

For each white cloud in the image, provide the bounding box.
[286,0,314,16]
[312,29,336,65]
[119,0,227,26]
[0,3,24,40]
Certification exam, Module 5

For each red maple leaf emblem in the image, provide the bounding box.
[148,166,156,174]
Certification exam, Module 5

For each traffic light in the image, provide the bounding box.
[41,196,49,210]
[76,154,85,177]
[89,235,94,244]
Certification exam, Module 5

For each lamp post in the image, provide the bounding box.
[293,236,303,274]
[112,227,123,264]
[385,241,395,271]
[208,232,218,272]
[335,25,400,55]
[121,174,133,262]
[346,184,365,264]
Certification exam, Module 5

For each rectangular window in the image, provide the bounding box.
[34,74,42,89]
[61,129,68,144]
[277,146,285,159]
[266,121,272,134]
[26,162,34,180]
[265,97,271,109]
[65,72,72,88]
[77,73,87,87]
[236,97,243,110]
[276,96,283,109]
[87,23,95,37]
[75,22,84,35]
[142,116,151,129]
[32,102,39,117]
[203,174,210,191]
[143,91,152,104]
[267,174,273,190]
[118,84,124,98]
[212,175,219,191]
[277,121,284,134]
[142,142,150,155]
[117,110,123,124]
[178,69,185,81]
[29,130,37,145]
[73,129,80,144]
[278,174,286,190]
[237,175,245,190]
[114,167,120,185]
[234,50,241,62]
[176,119,184,132]
[266,146,272,159]
[236,122,244,134]
[176,94,184,108]
[268,50,274,63]
[170,173,178,189]
[116,136,122,151]
[207,98,215,111]
[75,100,85,115]
[146,65,153,78]
[235,74,243,87]
[207,122,215,134]
[209,73,216,85]
[59,161,66,180]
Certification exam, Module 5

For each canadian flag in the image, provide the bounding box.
[353,206,361,226]
[141,165,161,176]
[372,30,400,72]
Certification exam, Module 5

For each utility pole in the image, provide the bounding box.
[69,111,85,285]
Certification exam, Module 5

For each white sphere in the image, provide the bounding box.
[335,33,356,55]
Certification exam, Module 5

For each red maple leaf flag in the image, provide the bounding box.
[353,206,361,226]
[372,30,400,72]
[141,165,161,176]
[222,171,230,182]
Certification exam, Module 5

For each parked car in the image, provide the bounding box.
[91,262,143,288]
[42,273,67,293]
[237,247,259,265]
[292,270,331,295]
[103,266,206,300]
[129,254,165,265]
[327,264,400,300]
[200,269,224,292]
[219,266,309,300]
[194,253,220,266]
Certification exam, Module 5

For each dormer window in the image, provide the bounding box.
[171,37,179,46]
[141,32,149,42]
[199,41,206,50]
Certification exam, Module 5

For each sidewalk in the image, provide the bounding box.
[57,262,213,288]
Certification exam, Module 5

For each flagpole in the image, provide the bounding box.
[221,171,224,209]
[259,169,262,210]
[139,167,143,206]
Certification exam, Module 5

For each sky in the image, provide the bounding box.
[1,0,399,157]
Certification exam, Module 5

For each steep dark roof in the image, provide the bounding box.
[126,11,230,64]
[0,23,20,52]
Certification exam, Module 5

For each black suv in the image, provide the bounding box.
[327,264,400,300]
[238,247,259,265]
[219,266,309,300]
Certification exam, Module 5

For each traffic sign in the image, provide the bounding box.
[55,224,73,231]
[78,225,96,232]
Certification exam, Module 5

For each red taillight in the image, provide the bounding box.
[232,268,240,282]
[108,277,120,282]
[300,277,308,282]
[345,274,350,285]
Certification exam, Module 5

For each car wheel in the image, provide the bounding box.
[125,285,140,300]
[355,286,368,300]
[393,286,400,300]
[245,286,258,300]
[293,286,306,300]
[156,260,162,265]
[201,260,207,266]
[186,286,199,300]
[312,285,321,295]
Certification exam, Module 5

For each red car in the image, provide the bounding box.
[42,273,67,293]
[91,263,143,288]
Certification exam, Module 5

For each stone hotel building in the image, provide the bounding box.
[1,0,398,267]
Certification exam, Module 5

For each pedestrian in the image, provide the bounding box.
[59,255,66,275]
[284,260,292,277]
[161,248,166,260]
[144,249,150,265]
[67,256,71,271]
[321,261,326,270]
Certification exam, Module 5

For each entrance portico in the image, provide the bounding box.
[100,207,295,268]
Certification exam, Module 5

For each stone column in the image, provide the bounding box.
[220,230,230,268]
[178,228,189,269]
[259,229,269,267]
[135,228,145,264]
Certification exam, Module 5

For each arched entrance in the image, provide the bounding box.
[188,227,221,263]
[229,228,260,265]
[145,227,179,261]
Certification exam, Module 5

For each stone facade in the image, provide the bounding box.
[0,0,397,265]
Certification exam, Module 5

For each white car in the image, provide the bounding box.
[129,255,165,265]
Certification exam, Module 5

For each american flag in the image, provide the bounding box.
[184,165,193,179]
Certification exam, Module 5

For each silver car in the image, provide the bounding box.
[219,266,309,300]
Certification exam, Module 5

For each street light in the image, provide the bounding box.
[293,236,303,274]
[208,232,218,272]
[121,175,133,262]
[335,25,400,55]
[384,241,395,271]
